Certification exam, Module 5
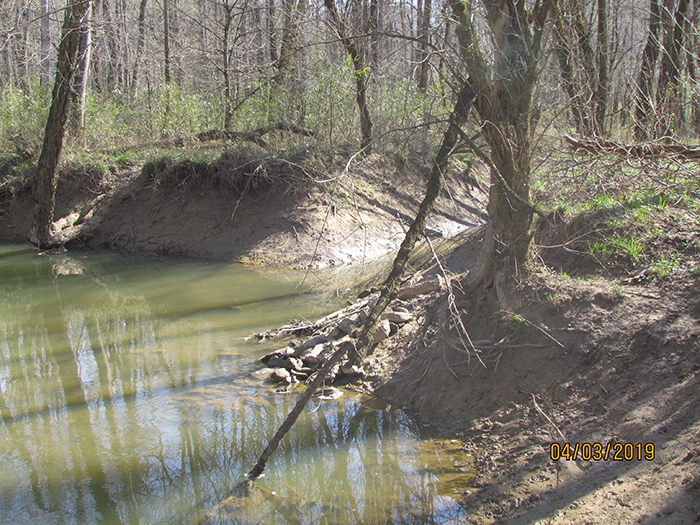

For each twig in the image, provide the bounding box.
[530,393,567,442]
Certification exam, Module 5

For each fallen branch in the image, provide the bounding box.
[197,122,316,150]
[564,134,700,160]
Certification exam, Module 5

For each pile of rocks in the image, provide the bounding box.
[249,275,444,386]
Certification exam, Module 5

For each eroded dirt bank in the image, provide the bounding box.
[0,153,487,268]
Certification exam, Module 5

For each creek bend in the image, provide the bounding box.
[0,245,472,524]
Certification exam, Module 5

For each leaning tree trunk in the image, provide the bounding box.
[32,0,92,249]
[244,84,475,483]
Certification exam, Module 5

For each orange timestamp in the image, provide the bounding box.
[550,442,655,462]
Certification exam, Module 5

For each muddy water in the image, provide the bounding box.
[0,246,472,524]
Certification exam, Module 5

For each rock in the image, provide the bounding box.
[356,308,370,322]
[260,347,296,364]
[340,363,364,377]
[265,356,284,368]
[299,334,328,351]
[280,357,303,371]
[381,311,412,323]
[250,367,277,380]
[313,387,343,400]
[372,319,392,344]
[301,343,328,366]
[397,276,443,300]
[270,368,292,383]
[337,318,359,336]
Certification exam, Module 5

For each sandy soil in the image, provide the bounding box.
[0,154,487,268]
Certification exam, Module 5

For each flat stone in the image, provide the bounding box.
[260,347,296,364]
[381,311,412,323]
[340,363,364,377]
[250,367,276,380]
[270,368,291,383]
[372,319,392,344]
[299,334,328,351]
[281,357,303,371]
[397,276,443,300]
[313,387,343,400]
[337,318,359,335]
[301,343,328,366]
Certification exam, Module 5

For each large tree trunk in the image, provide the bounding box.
[32,0,92,249]
[451,0,550,281]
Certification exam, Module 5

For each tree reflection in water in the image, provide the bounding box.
[0,247,471,524]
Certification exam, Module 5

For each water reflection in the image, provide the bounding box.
[0,246,472,524]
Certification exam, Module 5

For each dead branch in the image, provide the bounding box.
[197,122,316,150]
[564,134,700,160]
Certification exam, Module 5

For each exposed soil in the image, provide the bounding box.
[1,150,699,524]
[0,152,487,268]
[367,228,700,524]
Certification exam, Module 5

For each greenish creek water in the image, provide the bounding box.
[0,245,473,524]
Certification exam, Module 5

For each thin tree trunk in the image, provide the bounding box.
[596,0,609,134]
[268,0,277,64]
[552,0,590,134]
[245,84,475,483]
[417,0,432,92]
[32,0,92,248]
[40,0,51,89]
[324,0,373,153]
[70,3,92,137]
[222,0,234,129]
[164,0,171,84]
[655,0,690,139]
[634,0,661,140]
[131,0,148,97]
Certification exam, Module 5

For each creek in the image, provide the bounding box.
[0,245,472,524]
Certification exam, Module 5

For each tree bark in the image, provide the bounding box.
[417,0,432,92]
[32,0,92,249]
[164,0,171,84]
[451,0,550,280]
[655,0,690,139]
[552,0,590,134]
[131,0,149,97]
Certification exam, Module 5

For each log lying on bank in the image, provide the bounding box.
[197,122,316,150]
[564,134,700,160]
